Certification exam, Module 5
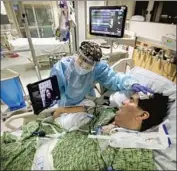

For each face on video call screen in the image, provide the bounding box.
[90,6,127,38]
[27,76,60,114]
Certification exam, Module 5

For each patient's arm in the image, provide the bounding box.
[53,106,86,119]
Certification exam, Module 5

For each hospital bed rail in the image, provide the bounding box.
[96,58,135,96]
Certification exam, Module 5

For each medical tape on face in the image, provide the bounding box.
[78,49,95,65]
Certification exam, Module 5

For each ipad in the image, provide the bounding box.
[27,76,60,114]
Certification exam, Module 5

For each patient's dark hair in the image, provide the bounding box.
[138,93,169,131]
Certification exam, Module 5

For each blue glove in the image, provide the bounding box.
[131,84,154,94]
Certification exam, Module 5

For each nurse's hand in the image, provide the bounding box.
[131,84,154,94]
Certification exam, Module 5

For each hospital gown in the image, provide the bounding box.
[50,56,138,106]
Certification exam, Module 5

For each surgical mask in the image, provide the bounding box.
[74,61,92,75]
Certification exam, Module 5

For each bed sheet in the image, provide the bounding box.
[9,38,70,58]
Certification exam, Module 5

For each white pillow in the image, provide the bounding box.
[110,66,176,108]
[127,67,176,170]
[127,67,175,93]
[127,67,176,122]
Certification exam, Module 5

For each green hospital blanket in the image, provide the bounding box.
[52,107,155,170]
[52,131,155,170]
[1,133,37,170]
[1,108,155,170]
[1,120,63,170]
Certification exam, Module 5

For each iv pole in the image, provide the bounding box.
[17,1,42,80]
[4,0,77,80]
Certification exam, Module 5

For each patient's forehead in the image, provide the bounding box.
[131,94,140,104]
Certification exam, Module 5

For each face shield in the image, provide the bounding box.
[74,50,96,75]
[74,41,102,75]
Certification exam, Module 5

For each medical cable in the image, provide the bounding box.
[139,48,146,67]
[86,105,110,169]
[83,137,103,170]
[41,121,59,134]
[94,131,118,171]
[90,137,108,170]
[150,48,176,78]
[162,60,176,78]
[3,120,62,170]
[22,127,63,169]
[109,127,138,134]
[89,125,113,170]
[112,42,119,49]
[144,50,153,68]
[140,50,150,68]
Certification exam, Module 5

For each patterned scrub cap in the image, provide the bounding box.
[79,41,102,62]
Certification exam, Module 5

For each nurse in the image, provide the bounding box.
[51,41,153,106]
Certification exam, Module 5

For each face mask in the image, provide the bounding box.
[74,61,92,75]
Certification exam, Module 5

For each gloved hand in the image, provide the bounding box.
[131,84,154,94]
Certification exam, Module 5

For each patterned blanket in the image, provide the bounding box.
[1,107,155,170]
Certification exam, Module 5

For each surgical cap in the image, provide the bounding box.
[79,41,102,62]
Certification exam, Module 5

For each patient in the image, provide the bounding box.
[53,93,169,132]
[1,93,169,170]
[102,93,169,133]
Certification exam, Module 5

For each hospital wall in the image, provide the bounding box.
[128,21,176,43]
[77,1,176,47]
[75,1,105,48]
[75,1,86,48]
[107,0,135,20]
[86,1,106,25]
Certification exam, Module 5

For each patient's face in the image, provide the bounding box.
[114,94,143,129]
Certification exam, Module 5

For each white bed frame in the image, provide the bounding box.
[96,58,135,97]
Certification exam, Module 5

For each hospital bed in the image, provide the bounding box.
[2,58,176,170]
[9,37,70,58]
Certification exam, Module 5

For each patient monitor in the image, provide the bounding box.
[89,6,127,38]
[27,76,60,114]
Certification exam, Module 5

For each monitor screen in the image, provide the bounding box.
[27,76,60,114]
[89,6,127,38]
